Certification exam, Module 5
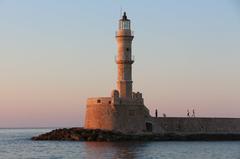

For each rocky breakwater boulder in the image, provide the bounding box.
[32,128,172,141]
[32,128,240,141]
[32,128,132,141]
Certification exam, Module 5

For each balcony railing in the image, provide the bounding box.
[115,55,135,64]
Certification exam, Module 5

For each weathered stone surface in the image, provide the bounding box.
[32,128,240,141]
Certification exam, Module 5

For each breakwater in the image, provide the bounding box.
[32,128,240,141]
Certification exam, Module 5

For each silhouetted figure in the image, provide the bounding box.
[155,109,158,118]
[187,109,190,117]
[163,113,166,118]
[192,109,195,117]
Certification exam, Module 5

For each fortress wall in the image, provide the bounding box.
[153,117,240,134]
[85,96,240,134]
[85,97,115,130]
[85,95,151,134]
[114,104,150,134]
[87,97,113,105]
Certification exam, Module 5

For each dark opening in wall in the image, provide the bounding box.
[97,99,101,103]
[128,110,135,116]
[109,101,111,104]
[146,122,153,132]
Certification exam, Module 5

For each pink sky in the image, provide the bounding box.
[0,1,240,127]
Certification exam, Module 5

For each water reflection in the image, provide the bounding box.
[1,129,240,159]
[84,142,147,159]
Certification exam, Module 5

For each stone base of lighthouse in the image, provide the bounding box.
[84,90,156,134]
[84,90,240,135]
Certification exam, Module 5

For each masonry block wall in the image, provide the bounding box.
[151,117,240,134]
[85,97,115,130]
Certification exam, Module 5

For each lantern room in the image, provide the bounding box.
[119,12,131,30]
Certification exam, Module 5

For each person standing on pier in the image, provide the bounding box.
[187,109,190,117]
[192,109,195,117]
[155,109,158,118]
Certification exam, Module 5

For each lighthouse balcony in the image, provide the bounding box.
[115,55,135,64]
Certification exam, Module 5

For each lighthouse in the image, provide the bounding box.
[85,12,151,134]
[116,12,134,99]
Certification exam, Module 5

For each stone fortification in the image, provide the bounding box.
[85,90,150,134]
[153,117,240,134]
[84,12,240,135]
[85,97,114,130]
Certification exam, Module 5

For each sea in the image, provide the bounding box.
[0,129,240,159]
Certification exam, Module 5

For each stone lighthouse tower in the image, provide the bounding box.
[116,12,134,99]
[85,12,152,134]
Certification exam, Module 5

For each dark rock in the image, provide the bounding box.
[31,128,240,142]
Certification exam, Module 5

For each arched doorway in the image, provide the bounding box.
[146,122,153,132]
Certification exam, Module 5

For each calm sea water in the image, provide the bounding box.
[0,129,240,159]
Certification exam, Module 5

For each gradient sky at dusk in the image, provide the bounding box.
[0,0,240,127]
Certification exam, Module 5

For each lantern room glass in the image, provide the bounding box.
[119,20,130,30]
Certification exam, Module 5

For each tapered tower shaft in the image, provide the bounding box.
[115,12,134,99]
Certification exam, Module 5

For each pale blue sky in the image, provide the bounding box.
[0,0,240,127]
